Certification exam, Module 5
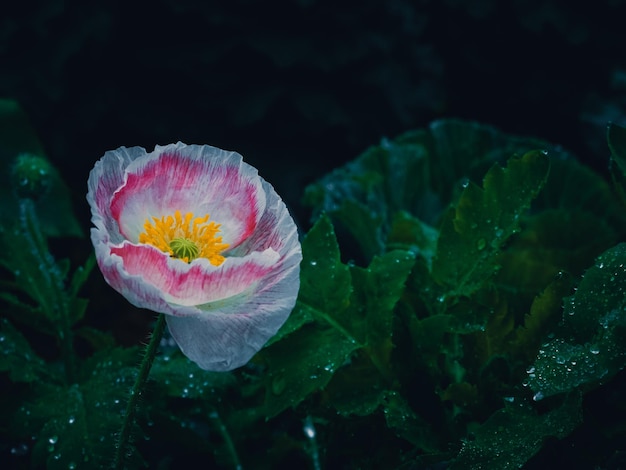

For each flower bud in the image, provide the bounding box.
[11,153,53,200]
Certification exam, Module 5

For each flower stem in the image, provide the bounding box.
[113,313,166,469]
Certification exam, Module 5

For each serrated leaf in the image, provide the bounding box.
[527,243,626,398]
[303,119,569,262]
[348,250,415,374]
[0,318,60,383]
[450,392,582,469]
[432,151,550,298]
[0,99,82,238]
[68,253,96,298]
[509,273,574,363]
[0,204,71,332]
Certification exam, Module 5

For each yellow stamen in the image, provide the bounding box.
[138,210,229,265]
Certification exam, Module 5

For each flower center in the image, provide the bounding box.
[138,210,229,265]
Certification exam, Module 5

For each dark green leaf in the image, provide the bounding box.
[269,214,352,345]
[0,318,60,383]
[450,392,582,469]
[528,243,626,398]
[383,391,439,452]
[432,151,550,298]
[261,216,360,417]
[11,347,141,469]
[0,203,72,331]
[348,250,415,375]
[262,323,360,418]
[303,119,569,262]
[151,352,236,399]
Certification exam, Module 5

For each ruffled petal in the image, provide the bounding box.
[91,228,200,318]
[165,247,301,371]
[109,143,266,248]
[109,242,281,308]
[87,146,148,245]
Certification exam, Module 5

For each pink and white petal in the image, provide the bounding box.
[91,228,200,318]
[107,241,284,308]
[110,143,266,246]
[165,250,301,371]
[229,178,301,258]
[87,146,148,245]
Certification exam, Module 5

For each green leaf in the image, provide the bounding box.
[432,151,550,299]
[0,99,82,238]
[386,210,438,265]
[262,218,414,418]
[348,250,415,375]
[527,243,626,398]
[303,119,569,262]
[261,216,359,417]
[509,273,574,364]
[0,318,61,383]
[269,214,352,346]
[0,202,72,332]
[383,391,439,452]
[151,352,236,399]
[11,346,141,469]
[450,392,582,469]
[262,323,360,418]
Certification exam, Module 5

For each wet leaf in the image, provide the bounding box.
[432,151,550,298]
[151,352,236,400]
[450,392,582,469]
[303,119,568,262]
[11,347,141,470]
[0,318,60,383]
[269,214,352,345]
[528,243,626,398]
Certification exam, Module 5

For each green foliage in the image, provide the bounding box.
[259,216,415,418]
[451,392,583,470]
[432,150,550,298]
[527,243,626,399]
[4,117,626,468]
[299,119,626,467]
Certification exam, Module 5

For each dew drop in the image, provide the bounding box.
[303,420,316,439]
[532,391,544,402]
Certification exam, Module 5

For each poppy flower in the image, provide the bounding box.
[87,142,302,371]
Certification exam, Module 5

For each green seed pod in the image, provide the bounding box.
[11,153,53,200]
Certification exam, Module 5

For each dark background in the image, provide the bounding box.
[3,0,626,230]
